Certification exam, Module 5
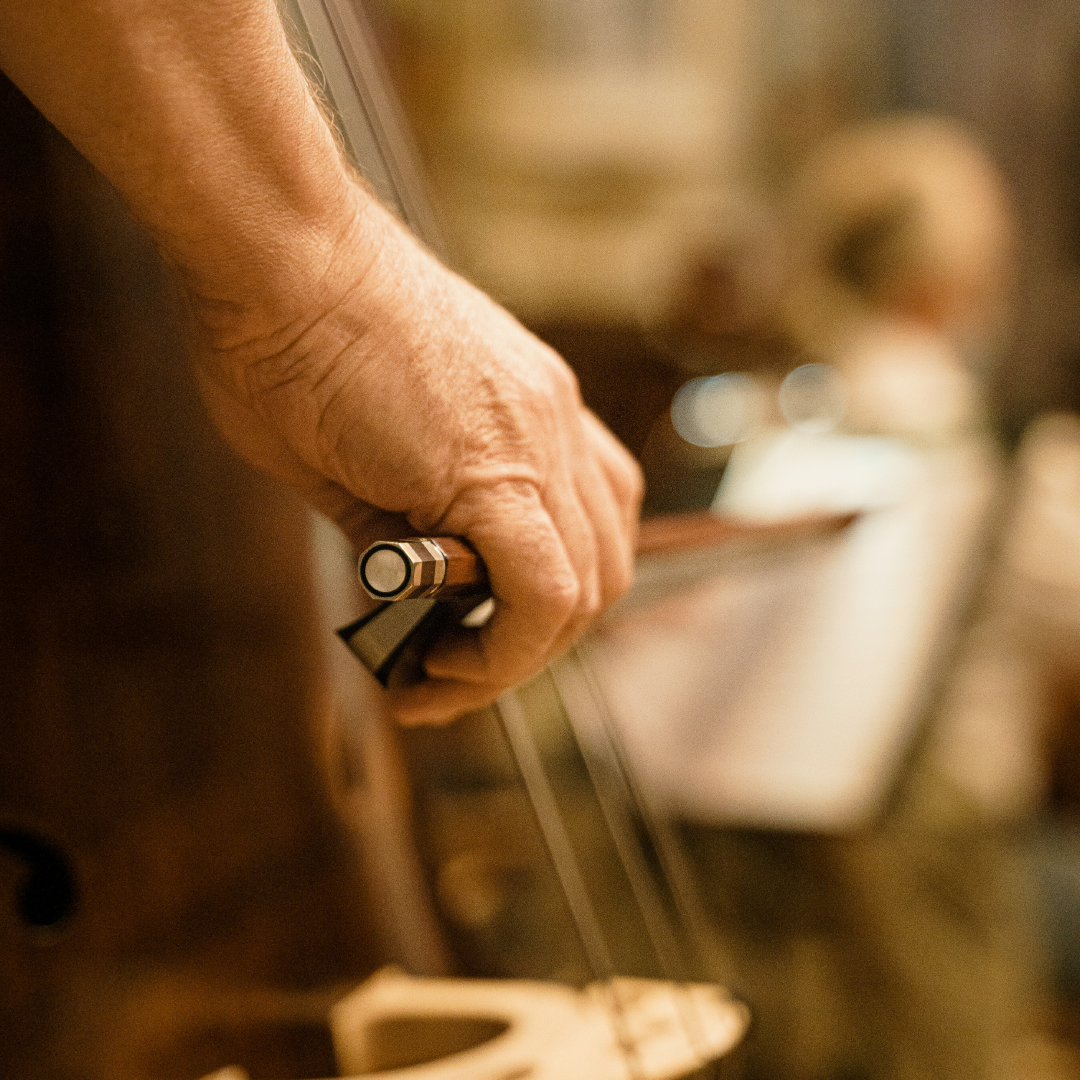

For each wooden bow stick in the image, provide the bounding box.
[339,512,855,686]
[274,6,852,1078]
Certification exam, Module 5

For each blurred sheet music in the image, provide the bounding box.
[582,433,997,831]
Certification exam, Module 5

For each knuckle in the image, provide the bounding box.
[540,571,580,619]
[580,576,604,618]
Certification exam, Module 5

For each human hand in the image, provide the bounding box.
[0,0,640,723]
[195,193,642,724]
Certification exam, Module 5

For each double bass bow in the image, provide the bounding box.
[267,3,775,1076]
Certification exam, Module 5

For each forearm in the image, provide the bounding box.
[0,0,644,723]
[0,0,368,344]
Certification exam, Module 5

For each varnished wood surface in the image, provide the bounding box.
[635,510,856,558]
[0,77,383,1080]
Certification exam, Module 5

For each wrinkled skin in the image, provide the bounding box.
[197,196,642,722]
[0,0,642,723]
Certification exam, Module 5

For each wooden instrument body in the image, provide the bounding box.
[0,38,752,1080]
[0,73,385,1080]
[0,95,750,1078]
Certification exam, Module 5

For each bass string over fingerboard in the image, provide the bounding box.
[284,3,751,1074]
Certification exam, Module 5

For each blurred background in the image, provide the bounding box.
[362,2,1080,1071]
[7,0,1080,1077]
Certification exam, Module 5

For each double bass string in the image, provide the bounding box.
[284,6,725,1074]
[572,643,735,988]
[549,657,692,983]
[497,690,645,1079]
[555,646,725,1071]
[285,0,444,251]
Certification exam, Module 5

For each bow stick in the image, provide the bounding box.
[279,3,773,1075]
[339,513,854,686]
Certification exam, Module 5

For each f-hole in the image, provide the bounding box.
[0,829,77,927]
